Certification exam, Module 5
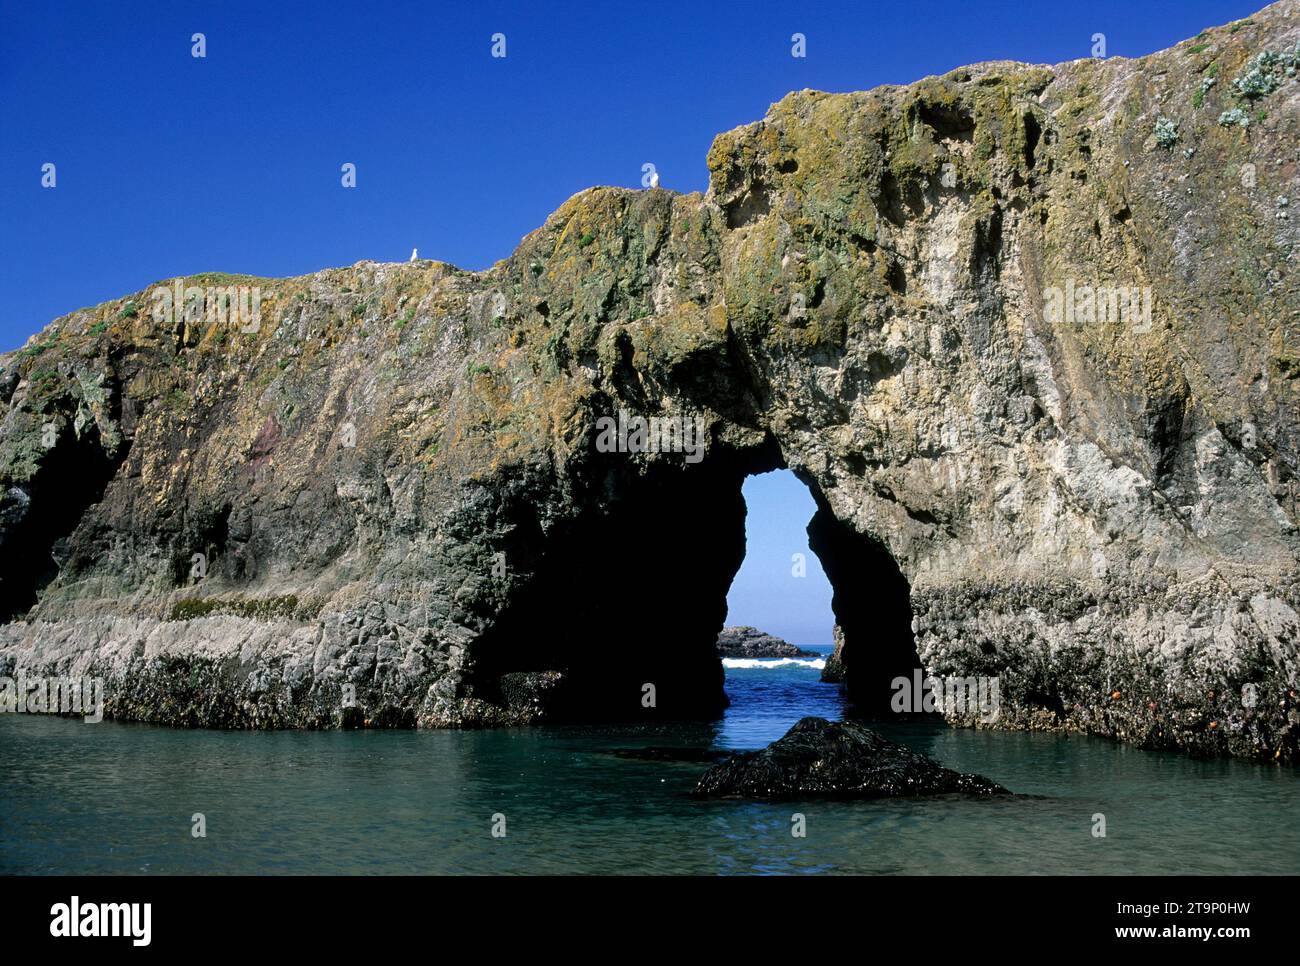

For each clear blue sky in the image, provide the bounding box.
[0,0,1261,640]
[728,470,836,644]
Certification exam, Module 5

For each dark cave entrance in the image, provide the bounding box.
[0,427,124,623]
[466,437,924,725]
[804,493,925,718]
[465,439,778,722]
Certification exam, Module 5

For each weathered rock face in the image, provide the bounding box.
[821,625,847,683]
[1,5,1298,755]
[716,626,817,658]
[693,716,1009,799]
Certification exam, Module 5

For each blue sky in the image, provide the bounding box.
[728,470,836,644]
[0,0,1261,640]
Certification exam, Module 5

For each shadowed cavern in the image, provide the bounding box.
[462,435,922,723]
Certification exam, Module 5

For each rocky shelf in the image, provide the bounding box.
[716,626,818,659]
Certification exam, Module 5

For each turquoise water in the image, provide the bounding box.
[2,646,1297,875]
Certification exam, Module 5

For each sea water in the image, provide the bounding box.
[2,645,1297,875]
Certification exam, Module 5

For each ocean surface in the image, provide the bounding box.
[2,645,1297,875]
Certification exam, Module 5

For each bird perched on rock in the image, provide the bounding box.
[409,248,419,262]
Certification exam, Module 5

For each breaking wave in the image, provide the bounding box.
[721,657,826,670]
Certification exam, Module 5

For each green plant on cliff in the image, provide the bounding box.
[1153,116,1179,149]
[1193,76,1215,108]
[20,334,59,360]
[1231,46,1297,98]
[1218,107,1251,127]
[28,369,61,402]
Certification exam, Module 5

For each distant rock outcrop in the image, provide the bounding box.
[693,716,1009,799]
[716,626,817,658]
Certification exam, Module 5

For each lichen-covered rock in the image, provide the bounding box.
[716,626,816,658]
[693,716,1009,799]
[1,4,1298,757]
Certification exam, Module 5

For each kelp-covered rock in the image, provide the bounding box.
[693,716,1009,799]
[0,4,1297,756]
[716,626,817,658]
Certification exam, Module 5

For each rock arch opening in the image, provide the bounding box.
[723,467,925,722]
[716,468,842,745]
[464,438,924,727]
[724,468,835,650]
[463,437,781,723]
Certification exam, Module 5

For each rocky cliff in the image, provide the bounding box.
[2,3,1297,757]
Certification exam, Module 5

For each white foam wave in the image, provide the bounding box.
[722,657,826,670]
